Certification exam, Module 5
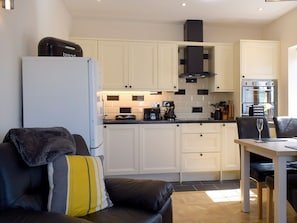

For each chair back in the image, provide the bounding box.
[236,116,271,163]
[273,116,297,138]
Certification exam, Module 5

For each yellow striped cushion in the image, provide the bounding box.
[47,155,111,217]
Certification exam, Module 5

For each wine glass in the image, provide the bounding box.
[256,118,264,142]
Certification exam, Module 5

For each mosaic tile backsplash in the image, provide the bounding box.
[102,78,234,120]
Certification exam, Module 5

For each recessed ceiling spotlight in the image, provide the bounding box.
[181,2,186,7]
[258,7,264,11]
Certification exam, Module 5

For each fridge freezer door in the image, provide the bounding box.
[22,57,103,153]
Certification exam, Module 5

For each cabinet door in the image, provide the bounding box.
[182,153,220,172]
[98,41,129,90]
[182,133,221,152]
[240,40,280,79]
[209,45,234,92]
[221,123,240,171]
[139,124,180,173]
[70,38,98,60]
[128,42,158,90]
[103,125,139,175]
[157,43,178,91]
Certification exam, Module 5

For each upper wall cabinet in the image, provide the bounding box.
[98,40,158,91]
[209,44,234,92]
[70,38,98,60]
[98,41,129,90]
[238,40,280,80]
[157,43,178,91]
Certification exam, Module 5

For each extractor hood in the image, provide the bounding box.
[179,20,210,79]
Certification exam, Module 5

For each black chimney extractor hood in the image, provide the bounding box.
[180,20,209,79]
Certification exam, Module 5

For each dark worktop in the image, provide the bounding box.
[103,119,236,125]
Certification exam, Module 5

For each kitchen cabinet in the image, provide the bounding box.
[98,40,158,91]
[103,124,180,175]
[103,124,139,175]
[221,123,240,171]
[98,41,129,90]
[238,40,280,80]
[128,42,158,90]
[209,44,234,92]
[157,43,178,91]
[139,124,180,173]
[180,123,221,177]
[70,38,98,60]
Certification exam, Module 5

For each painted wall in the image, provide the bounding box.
[263,7,297,116]
[0,0,71,141]
[70,18,263,42]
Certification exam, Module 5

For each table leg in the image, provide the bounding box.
[240,145,250,212]
[273,156,287,223]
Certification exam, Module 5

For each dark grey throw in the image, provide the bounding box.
[3,127,76,166]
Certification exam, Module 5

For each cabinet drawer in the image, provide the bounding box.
[182,153,220,172]
[182,133,221,152]
[181,123,221,133]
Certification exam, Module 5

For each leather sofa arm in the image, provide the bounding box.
[104,178,173,212]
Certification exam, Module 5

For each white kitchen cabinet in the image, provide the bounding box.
[209,44,234,92]
[182,153,220,172]
[181,123,221,174]
[104,123,180,175]
[70,38,98,60]
[139,124,180,173]
[221,123,240,171]
[128,42,158,90]
[98,41,129,90]
[239,40,280,80]
[157,43,178,91]
[98,40,158,90]
[103,124,139,175]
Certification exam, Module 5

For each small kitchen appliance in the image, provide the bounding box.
[143,108,161,120]
[163,101,176,121]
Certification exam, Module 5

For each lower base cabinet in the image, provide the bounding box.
[103,124,180,175]
[103,122,239,180]
[182,153,220,172]
[103,124,139,175]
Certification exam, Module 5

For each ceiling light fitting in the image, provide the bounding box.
[2,0,14,10]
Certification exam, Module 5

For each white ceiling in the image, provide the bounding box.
[63,0,297,26]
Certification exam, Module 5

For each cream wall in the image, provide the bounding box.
[0,0,71,141]
[263,7,297,116]
[70,18,264,42]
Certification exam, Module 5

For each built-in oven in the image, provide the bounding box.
[241,79,277,120]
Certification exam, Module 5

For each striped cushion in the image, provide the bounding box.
[47,155,111,217]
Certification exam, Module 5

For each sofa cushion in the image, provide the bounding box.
[47,155,112,217]
[81,206,162,223]
[0,208,93,223]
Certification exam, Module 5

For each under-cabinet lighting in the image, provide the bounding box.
[2,0,14,10]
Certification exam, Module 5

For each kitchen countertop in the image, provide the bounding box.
[103,119,236,124]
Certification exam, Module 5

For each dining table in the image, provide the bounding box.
[234,138,297,223]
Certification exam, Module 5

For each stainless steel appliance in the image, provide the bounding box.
[143,108,161,120]
[241,79,277,120]
[163,101,176,121]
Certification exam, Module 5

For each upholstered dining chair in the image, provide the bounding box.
[265,116,297,222]
[236,116,274,219]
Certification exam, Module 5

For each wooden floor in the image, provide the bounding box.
[172,189,297,223]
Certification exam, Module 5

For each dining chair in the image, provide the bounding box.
[236,116,274,219]
[265,116,297,222]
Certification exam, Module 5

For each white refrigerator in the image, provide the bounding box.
[22,57,103,156]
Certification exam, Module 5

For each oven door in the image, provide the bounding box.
[241,84,277,119]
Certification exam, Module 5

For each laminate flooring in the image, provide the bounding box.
[171,180,297,223]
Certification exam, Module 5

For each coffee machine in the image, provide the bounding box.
[163,101,176,121]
